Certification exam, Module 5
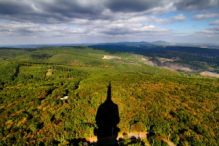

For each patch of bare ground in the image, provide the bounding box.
[102,55,121,60]
[160,137,176,146]
[46,69,52,76]
[200,71,219,77]
[141,58,156,66]
[86,132,148,143]
[162,64,193,72]
[158,57,176,62]
[142,57,194,72]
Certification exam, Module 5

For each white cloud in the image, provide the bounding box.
[145,1,176,14]
[210,20,219,25]
[193,13,219,20]
[198,26,219,37]
[0,21,87,37]
[0,17,170,39]
[150,16,171,23]
[173,14,186,21]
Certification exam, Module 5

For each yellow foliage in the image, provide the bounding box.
[17,117,27,127]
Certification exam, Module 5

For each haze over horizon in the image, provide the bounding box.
[0,0,219,45]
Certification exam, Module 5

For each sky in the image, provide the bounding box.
[0,0,219,45]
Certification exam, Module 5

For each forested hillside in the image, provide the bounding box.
[0,46,218,145]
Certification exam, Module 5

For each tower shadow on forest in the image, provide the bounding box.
[95,83,120,145]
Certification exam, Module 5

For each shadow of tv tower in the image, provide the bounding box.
[95,83,120,145]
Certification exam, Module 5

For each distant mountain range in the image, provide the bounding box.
[0,41,219,49]
[94,41,219,49]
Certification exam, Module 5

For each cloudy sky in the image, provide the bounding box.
[0,0,219,45]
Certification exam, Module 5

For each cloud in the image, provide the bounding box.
[173,14,186,21]
[210,20,219,25]
[0,0,184,41]
[0,0,106,23]
[105,0,172,13]
[0,21,87,38]
[198,26,219,37]
[0,0,217,24]
[148,14,186,24]
[150,16,171,23]
[174,0,219,11]
[98,23,168,36]
[0,18,169,38]
[0,0,218,45]
[0,0,32,15]
[193,13,219,20]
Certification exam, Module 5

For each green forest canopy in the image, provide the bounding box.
[0,46,218,145]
